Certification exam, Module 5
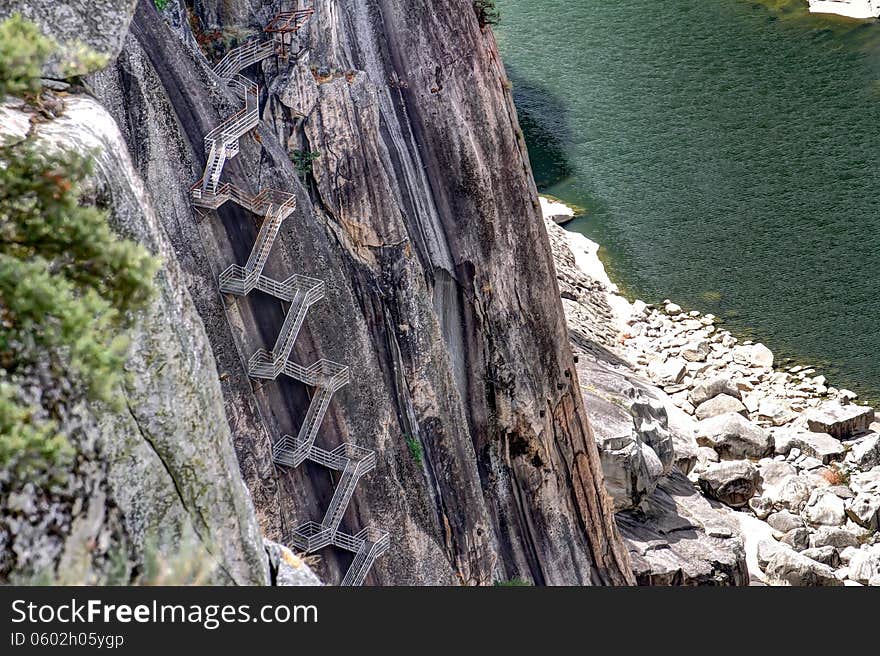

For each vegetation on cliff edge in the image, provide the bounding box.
[0,15,158,489]
[473,1,501,28]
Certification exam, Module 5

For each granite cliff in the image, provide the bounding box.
[0,0,633,585]
[0,95,318,586]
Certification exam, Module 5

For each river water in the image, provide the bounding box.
[494,0,880,400]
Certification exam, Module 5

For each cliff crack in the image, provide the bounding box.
[122,397,237,584]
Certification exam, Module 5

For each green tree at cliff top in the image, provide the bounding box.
[0,15,158,487]
[0,14,55,99]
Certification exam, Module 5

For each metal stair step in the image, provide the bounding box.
[191,12,386,587]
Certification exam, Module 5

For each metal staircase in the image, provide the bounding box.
[341,529,391,587]
[281,441,388,586]
[188,7,387,586]
[322,457,369,532]
[247,275,325,375]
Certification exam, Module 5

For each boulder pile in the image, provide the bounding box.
[544,209,880,586]
[619,299,880,585]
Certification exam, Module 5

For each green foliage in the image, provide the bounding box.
[0,383,73,487]
[0,15,159,581]
[62,43,109,79]
[290,149,321,181]
[0,14,107,95]
[153,0,171,11]
[0,14,55,99]
[0,135,158,484]
[473,1,501,28]
[405,434,424,465]
[0,134,158,486]
[0,139,158,394]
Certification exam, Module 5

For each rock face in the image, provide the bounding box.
[13,0,880,588]
[0,98,273,584]
[81,0,634,585]
[0,0,139,78]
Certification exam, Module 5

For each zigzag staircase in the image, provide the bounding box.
[189,7,387,586]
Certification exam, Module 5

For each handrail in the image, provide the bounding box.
[340,529,389,586]
[190,9,387,586]
[264,9,316,34]
[321,459,362,531]
[333,530,365,554]
[282,359,350,391]
[213,40,277,80]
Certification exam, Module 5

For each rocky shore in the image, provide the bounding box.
[544,199,880,586]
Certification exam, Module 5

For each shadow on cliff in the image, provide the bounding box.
[506,67,575,191]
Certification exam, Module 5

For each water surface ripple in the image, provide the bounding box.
[495,0,880,400]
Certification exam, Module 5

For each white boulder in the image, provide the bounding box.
[846,493,880,531]
[849,433,880,471]
[848,546,880,585]
[694,394,749,421]
[763,548,842,586]
[802,489,847,527]
[696,412,773,460]
[681,340,711,363]
[698,460,759,508]
[779,431,845,464]
[806,402,874,440]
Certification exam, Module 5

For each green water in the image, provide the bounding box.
[495,0,880,401]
